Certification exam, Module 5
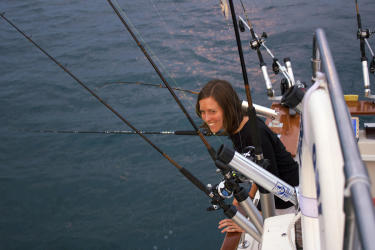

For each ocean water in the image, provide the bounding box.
[0,0,374,249]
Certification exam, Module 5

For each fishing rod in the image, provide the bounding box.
[106,0,216,161]
[0,14,267,239]
[237,15,294,92]
[97,81,199,95]
[237,4,305,112]
[354,0,375,99]
[237,1,274,98]
[226,0,280,219]
[0,12,211,195]
[227,0,263,161]
[107,0,276,232]
[23,129,220,136]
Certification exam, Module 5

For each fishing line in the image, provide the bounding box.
[364,39,374,57]
[109,1,184,92]
[0,12,211,196]
[96,80,278,121]
[146,0,235,146]
[102,0,227,147]
[107,0,217,161]
[220,1,246,86]
[148,0,193,83]
[111,0,191,97]
[22,129,222,136]
[106,0,212,142]
[96,81,199,95]
[147,0,212,117]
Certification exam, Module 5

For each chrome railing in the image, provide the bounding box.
[312,28,375,250]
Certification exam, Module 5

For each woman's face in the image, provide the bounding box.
[199,97,224,133]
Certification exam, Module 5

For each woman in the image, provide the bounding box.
[196,79,299,233]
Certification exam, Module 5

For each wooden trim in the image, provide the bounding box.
[220,205,247,250]
[220,231,242,250]
[346,100,375,115]
[265,104,301,157]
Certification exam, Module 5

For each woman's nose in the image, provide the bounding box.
[203,114,211,121]
[202,113,210,122]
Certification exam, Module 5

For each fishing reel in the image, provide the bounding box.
[208,147,258,211]
[216,180,234,199]
[357,28,372,39]
[206,181,233,211]
[249,32,267,50]
[238,18,267,50]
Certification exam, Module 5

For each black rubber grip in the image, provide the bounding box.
[180,167,209,196]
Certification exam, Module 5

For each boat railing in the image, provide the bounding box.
[312,28,375,250]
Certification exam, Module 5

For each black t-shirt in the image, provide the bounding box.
[230,117,299,209]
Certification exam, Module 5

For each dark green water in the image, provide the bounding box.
[0,0,374,249]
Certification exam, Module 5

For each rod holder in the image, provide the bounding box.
[284,57,295,86]
[224,205,262,243]
[241,100,279,120]
[259,192,276,219]
[216,145,298,205]
[236,191,264,234]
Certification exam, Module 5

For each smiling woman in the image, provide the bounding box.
[1,0,374,249]
[196,79,299,205]
[197,79,243,135]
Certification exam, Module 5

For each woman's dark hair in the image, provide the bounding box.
[196,79,243,134]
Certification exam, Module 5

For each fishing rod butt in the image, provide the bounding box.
[260,64,274,97]
[215,159,232,174]
[216,144,235,165]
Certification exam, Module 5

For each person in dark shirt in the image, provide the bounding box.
[195,79,299,233]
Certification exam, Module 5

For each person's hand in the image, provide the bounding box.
[218,219,244,233]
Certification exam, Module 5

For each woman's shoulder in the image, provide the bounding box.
[242,116,269,133]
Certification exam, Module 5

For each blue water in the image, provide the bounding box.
[0,0,374,249]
